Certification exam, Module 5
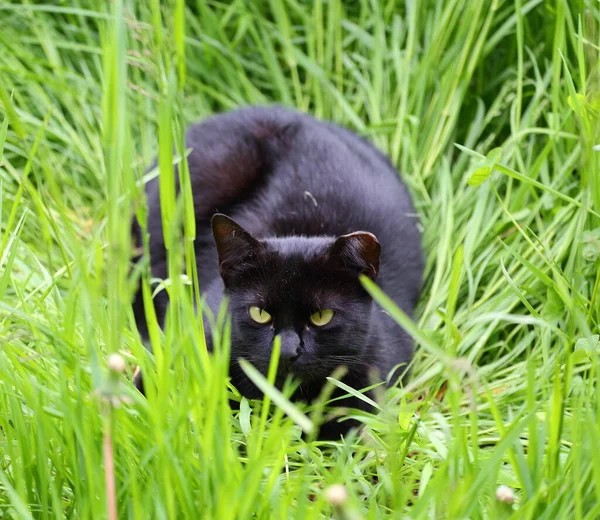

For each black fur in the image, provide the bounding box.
[132,106,423,437]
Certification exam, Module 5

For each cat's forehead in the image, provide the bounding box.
[228,235,364,308]
[245,273,347,310]
[262,235,335,256]
[242,244,356,308]
[262,236,334,288]
[261,255,333,297]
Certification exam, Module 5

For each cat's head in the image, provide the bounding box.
[211,213,381,395]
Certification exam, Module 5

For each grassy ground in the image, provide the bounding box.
[1,0,600,518]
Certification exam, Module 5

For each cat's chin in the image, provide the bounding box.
[279,360,330,384]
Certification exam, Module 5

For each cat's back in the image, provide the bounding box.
[197,106,416,237]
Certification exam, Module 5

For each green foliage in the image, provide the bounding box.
[1,0,600,517]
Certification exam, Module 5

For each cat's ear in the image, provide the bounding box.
[211,214,264,284]
[329,231,381,279]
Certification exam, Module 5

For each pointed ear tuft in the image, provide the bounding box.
[211,214,264,285]
[329,231,381,279]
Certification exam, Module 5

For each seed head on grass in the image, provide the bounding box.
[325,484,349,506]
[325,483,365,520]
[107,353,126,374]
[495,485,515,505]
[97,353,132,408]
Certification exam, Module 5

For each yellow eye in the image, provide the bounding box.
[248,306,272,324]
[309,309,335,327]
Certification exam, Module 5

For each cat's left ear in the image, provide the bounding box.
[329,231,381,279]
[211,213,264,285]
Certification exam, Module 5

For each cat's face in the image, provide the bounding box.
[211,214,381,397]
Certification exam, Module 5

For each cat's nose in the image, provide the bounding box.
[278,329,301,364]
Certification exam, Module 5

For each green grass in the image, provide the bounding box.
[1,0,600,517]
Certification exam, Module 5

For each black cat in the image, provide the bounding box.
[132,106,423,437]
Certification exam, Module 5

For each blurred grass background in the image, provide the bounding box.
[1,0,600,518]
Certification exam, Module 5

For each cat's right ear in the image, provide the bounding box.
[211,214,264,285]
[328,231,381,280]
